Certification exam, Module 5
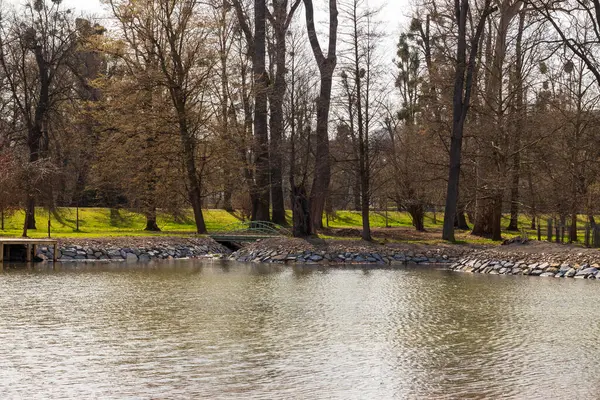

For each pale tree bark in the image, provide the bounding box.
[304,0,338,231]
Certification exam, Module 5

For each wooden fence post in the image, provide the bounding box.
[547,219,553,242]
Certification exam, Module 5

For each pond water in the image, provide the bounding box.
[0,260,598,399]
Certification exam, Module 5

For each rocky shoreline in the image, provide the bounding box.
[25,236,600,282]
[227,237,473,265]
[449,241,600,279]
[34,237,229,262]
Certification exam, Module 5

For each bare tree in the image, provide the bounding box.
[304,0,338,231]
[108,0,216,233]
[442,0,496,242]
[0,0,79,236]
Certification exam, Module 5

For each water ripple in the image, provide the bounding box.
[0,262,598,399]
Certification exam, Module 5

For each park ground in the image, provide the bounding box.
[0,207,591,246]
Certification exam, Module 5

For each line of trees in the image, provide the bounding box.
[1,0,600,242]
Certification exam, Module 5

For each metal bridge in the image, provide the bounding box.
[209,221,291,243]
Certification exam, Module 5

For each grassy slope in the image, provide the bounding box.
[0,207,590,244]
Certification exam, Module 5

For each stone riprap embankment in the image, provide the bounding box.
[35,237,229,262]
[449,241,600,279]
[229,237,474,265]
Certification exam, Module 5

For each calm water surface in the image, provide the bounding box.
[0,260,598,399]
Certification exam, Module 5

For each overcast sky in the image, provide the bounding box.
[6,0,409,66]
[7,0,409,45]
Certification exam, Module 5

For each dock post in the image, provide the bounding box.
[53,243,57,262]
[0,243,3,263]
[26,244,32,262]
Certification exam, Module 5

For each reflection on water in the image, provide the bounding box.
[0,260,598,399]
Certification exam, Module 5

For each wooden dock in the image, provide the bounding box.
[0,238,58,263]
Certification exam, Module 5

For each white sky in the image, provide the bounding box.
[6,0,409,70]
[7,0,409,48]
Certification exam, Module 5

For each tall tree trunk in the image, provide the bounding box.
[178,110,207,234]
[24,43,52,233]
[507,10,525,232]
[473,192,503,240]
[223,185,234,212]
[288,43,312,237]
[353,173,361,211]
[304,0,338,231]
[454,202,470,230]
[219,5,234,213]
[442,0,493,241]
[507,155,520,231]
[291,184,311,237]
[569,213,577,242]
[528,163,537,229]
[492,194,503,241]
[253,0,270,222]
[268,1,292,226]
[354,31,370,240]
[144,208,160,232]
[409,203,425,232]
[26,195,36,231]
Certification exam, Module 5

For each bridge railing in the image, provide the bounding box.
[210,221,292,237]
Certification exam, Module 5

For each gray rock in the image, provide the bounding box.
[559,264,572,272]
[309,254,323,262]
[139,254,150,263]
[126,253,138,263]
[565,268,577,278]
[272,254,288,261]
[546,267,559,274]
[530,269,543,276]
[575,267,597,278]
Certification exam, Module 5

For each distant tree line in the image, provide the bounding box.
[1,0,600,241]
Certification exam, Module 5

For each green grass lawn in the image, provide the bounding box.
[0,207,593,244]
[0,208,242,238]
